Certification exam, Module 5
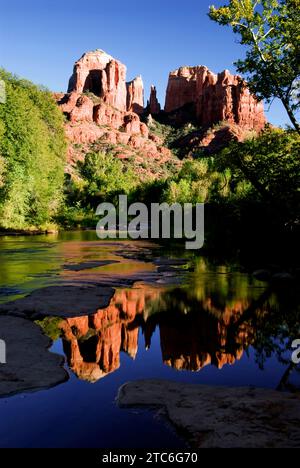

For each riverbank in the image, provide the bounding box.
[117,380,300,448]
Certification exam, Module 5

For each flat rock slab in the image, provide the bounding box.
[0,316,67,397]
[154,258,188,266]
[63,260,119,271]
[0,285,115,318]
[117,380,300,448]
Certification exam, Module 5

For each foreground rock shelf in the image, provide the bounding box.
[0,316,67,397]
[117,379,300,448]
[0,285,115,318]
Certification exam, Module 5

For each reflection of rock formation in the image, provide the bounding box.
[59,287,160,382]
[51,282,260,381]
[157,313,248,371]
[143,288,255,372]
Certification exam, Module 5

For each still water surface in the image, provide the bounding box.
[0,231,299,447]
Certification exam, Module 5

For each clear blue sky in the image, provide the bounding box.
[0,0,288,126]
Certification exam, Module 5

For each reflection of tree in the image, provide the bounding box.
[250,285,300,382]
[225,281,300,391]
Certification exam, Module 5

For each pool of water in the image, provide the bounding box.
[0,231,299,447]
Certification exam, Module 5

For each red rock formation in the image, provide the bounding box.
[148,85,161,115]
[93,103,124,129]
[165,66,266,131]
[123,112,142,134]
[68,95,94,123]
[57,52,266,167]
[68,50,127,112]
[56,50,172,166]
[65,123,105,145]
[174,122,255,155]
[126,76,144,114]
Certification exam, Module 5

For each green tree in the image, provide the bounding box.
[77,151,137,207]
[209,0,300,133]
[0,70,66,230]
[163,159,217,204]
[215,128,300,222]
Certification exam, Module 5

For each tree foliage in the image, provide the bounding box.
[214,128,300,222]
[67,151,138,210]
[0,70,66,230]
[209,0,300,132]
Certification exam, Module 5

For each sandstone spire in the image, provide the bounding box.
[126,75,144,114]
[148,85,161,115]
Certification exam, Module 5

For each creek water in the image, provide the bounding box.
[0,231,299,448]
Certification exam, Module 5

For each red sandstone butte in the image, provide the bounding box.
[126,75,144,114]
[55,50,266,167]
[56,49,173,165]
[165,66,266,131]
[148,85,161,115]
[68,49,128,111]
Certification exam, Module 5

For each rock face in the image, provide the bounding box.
[174,122,256,155]
[126,76,144,114]
[117,380,300,448]
[165,66,266,131]
[55,51,266,169]
[148,85,161,115]
[68,50,127,111]
[56,50,172,168]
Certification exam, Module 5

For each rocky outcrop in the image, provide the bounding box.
[174,122,256,155]
[126,76,144,114]
[55,51,267,170]
[0,316,67,397]
[165,66,266,131]
[148,85,161,115]
[0,285,115,318]
[56,50,172,167]
[93,102,124,128]
[68,49,127,111]
[117,380,300,448]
